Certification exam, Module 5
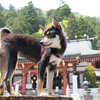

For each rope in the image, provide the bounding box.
[5,71,37,89]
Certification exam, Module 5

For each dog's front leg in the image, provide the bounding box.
[47,65,56,95]
[37,50,51,96]
[37,61,49,96]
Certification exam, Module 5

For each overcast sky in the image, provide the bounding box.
[0,0,100,17]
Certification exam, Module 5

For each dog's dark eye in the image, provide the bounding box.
[51,33,55,38]
[47,32,55,38]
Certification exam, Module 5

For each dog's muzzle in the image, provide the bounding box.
[39,41,53,47]
[39,41,43,45]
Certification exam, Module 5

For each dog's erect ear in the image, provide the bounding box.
[52,17,60,30]
[39,25,45,33]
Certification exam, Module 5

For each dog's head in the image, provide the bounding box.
[39,18,65,49]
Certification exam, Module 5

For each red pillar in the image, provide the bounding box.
[92,62,96,68]
[74,63,76,73]
[60,60,68,95]
[21,64,27,95]
[22,72,27,95]
[63,67,67,95]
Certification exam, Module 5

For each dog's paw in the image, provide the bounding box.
[48,90,54,96]
[11,91,22,96]
[49,93,54,96]
[17,93,22,96]
[39,92,49,96]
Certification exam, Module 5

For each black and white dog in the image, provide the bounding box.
[0,18,67,96]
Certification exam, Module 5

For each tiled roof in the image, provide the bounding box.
[63,38,100,59]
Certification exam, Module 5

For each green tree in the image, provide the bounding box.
[35,8,46,26]
[94,23,100,50]
[83,65,97,88]
[46,10,54,18]
[6,15,28,34]
[84,16,98,49]
[12,18,28,34]
[32,29,43,38]
[67,13,78,40]
[46,4,71,24]
[60,20,68,33]
[8,4,16,11]
[6,17,14,28]
[0,11,6,27]
[0,3,4,11]
[84,17,97,37]
[59,4,71,21]
[77,16,87,39]
[5,10,17,19]
[46,9,60,24]
[18,2,39,35]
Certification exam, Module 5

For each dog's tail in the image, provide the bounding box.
[0,27,12,35]
[0,27,12,47]
[0,27,12,38]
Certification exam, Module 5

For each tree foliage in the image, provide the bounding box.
[83,65,97,88]
[0,3,4,11]
[8,4,16,11]
[0,2,99,49]
[5,2,40,35]
[19,2,39,35]
[5,11,17,19]
[84,16,99,49]
[59,4,71,21]
[35,8,46,26]
[0,11,6,27]
[46,4,71,24]
[77,16,87,39]
[67,13,78,40]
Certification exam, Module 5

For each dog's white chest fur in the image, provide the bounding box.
[49,54,61,66]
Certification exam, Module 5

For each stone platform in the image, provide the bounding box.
[0,96,73,100]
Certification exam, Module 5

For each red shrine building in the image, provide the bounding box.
[12,37,100,95]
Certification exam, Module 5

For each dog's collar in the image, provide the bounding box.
[57,53,62,59]
[41,47,62,59]
[41,46,43,58]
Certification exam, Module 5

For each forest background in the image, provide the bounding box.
[0,1,100,50]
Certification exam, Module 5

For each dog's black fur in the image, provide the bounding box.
[0,18,67,96]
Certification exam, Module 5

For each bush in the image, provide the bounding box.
[32,29,43,39]
[83,65,97,88]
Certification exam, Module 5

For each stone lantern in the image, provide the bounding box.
[83,77,91,99]
[95,68,100,95]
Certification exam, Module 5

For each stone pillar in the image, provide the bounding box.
[73,75,78,94]
[27,71,31,84]
[71,75,80,100]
